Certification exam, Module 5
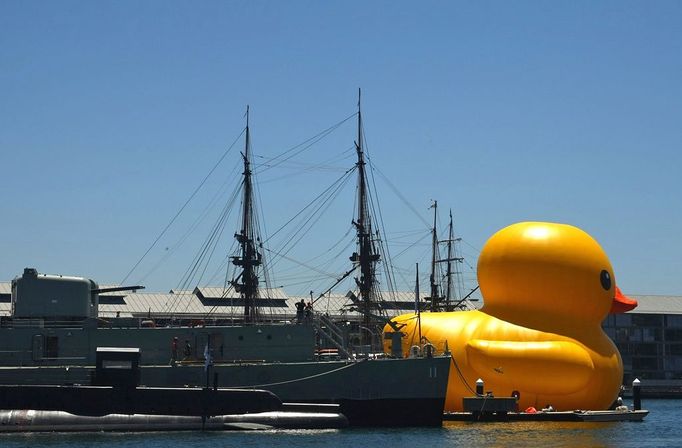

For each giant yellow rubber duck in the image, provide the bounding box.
[383,222,637,412]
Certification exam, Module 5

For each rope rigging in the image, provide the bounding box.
[120,128,246,286]
[134,165,242,285]
[165,179,242,314]
[254,146,355,179]
[264,167,357,273]
[255,112,357,175]
[115,100,479,324]
[262,167,356,245]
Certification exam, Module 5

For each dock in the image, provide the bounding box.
[446,394,648,422]
[445,409,649,422]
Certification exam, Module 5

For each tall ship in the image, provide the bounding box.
[0,97,450,427]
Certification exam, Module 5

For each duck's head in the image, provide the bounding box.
[478,222,636,327]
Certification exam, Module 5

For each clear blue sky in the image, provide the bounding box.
[1,1,680,298]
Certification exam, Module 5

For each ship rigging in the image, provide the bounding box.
[119,95,475,339]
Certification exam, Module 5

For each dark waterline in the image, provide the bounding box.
[1,399,677,448]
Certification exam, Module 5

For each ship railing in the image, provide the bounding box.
[0,318,89,329]
[315,312,346,345]
[17,363,92,385]
[97,315,300,329]
[314,313,351,359]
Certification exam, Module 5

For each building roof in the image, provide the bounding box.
[1,280,680,318]
[0,283,10,316]
[128,292,205,316]
[629,295,682,315]
[194,286,288,301]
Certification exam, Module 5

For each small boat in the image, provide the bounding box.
[443,395,648,422]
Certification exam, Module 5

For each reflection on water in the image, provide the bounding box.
[441,400,680,448]
[0,400,677,448]
[444,421,618,448]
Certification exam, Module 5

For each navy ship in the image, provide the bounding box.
[0,97,450,427]
[0,267,449,427]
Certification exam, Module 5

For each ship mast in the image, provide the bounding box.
[429,204,463,312]
[445,210,454,310]
[231,106,262,323]
[351,89,380,346]
[438,209,463,311]
[429,201,440,311]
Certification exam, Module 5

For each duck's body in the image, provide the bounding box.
[384,222,636,412]
[390,309,622,411]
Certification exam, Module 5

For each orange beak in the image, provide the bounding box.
[609,286,638,314]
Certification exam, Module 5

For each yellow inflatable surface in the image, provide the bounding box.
[383,222,637,412]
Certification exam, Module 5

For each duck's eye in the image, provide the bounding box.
[600,270,612,291]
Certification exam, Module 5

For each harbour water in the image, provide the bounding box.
[0,399,677,448]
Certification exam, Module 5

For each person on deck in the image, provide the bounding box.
[183,340,192,360]
[305,301,313,322]
[170,337,178,365]
[615,397,629,412]
[295,299,305,323]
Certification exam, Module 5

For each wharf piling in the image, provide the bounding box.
[633,378,642,411]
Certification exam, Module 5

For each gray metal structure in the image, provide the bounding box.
[12,268,97,319]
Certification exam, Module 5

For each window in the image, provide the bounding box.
[632,343,659,356]
[664,355,682,370]
[45,336,59,358]
[666,315,682,328]
[632,357,660,371]
[632,314,663,327]
[102,360,133,369]
[629,328,643,343]
[642,328,661,342]
[668,344,682,356]
[615,314,632,327]
[665,329,682,342]
[615,329,631,343]
[639,370,665,380]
